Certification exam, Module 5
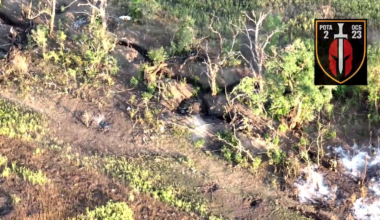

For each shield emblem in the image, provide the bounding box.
[315,19,367,85]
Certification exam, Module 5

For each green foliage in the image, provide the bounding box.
[265,39,336,122]
[170,16,197,55]
[148,47,168,65]
[172,125,191,138]
[79,23,118,80]
[299,137,309,146]
[30,25,49,57]
[194,138,205,148]
[13,165,49,185]
[251,156,262,173]
[75,201,133,220]
[278,124,288,133]
[0,99,46,141]
[193,86,201,96]
[157,0,253,37]
[267,147,286,166]
[130,77,139,87]
[217,131,251,168]
[0,155,7,166]
[232,77,267,115]
[325,129,337,139]
[92,156,209,216]
[33,22,118,88]
[367,44,380,122]
[217,131,238,146]
[141,92,153,101]
[273,136,280,146]
[1,167,10,178]
[0,155,49,185]
[129,0,160,21]
[221,145,233,162]
[262,14,288,50]
[333,85,364,102]
[224,56,242,67]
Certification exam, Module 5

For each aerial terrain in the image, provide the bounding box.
[0,0,380,219]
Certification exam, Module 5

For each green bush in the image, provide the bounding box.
[170,16,197,55]
[148,47,168,65]
[0,99,46,140]
[232,77,267,115]
[30,25,49,57]
[265,39,336,122]
[267,147,286,166]
[130,77,139,87]
[129,0,160,21]
[194,138,205,148]
[367,44,380,122]
[75,201,133,220]
[218,131,252,168]
[232,39,336,124]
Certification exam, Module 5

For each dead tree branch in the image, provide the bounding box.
[234,10,283,81]
[200,15,240,96]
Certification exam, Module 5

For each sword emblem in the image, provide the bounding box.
[333,23,348,75]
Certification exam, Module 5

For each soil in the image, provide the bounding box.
[0,136,195,220]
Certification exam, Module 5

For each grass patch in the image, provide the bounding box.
[193,138,205,148]
[0,154,49,185]
[0,99,46,141]
[13,164,50,185]
[126,0,380,42]
[78,153,213,217]
[325,129,337,139]
[172,125,191,138]
[74,201,133,220]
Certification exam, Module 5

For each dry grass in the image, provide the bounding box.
[11,53,29,74]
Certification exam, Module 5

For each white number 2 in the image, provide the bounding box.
[324,31,329,39]
[352,31,362,39]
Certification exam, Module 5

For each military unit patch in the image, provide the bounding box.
[315,19,367,85]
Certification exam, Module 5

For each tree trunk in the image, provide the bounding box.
[211,77,217,96]
[50,0,56,36]
[91,0,97,24]
[290,100,303,129]
[99,0,107,32]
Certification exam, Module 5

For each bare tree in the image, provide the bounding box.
[26,0,57,35]
[79,0,108,32]
[201,16,240,96]
[233,10,282,81]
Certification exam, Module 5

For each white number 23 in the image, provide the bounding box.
[352,31,362,39]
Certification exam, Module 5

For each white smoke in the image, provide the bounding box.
[295,144,380,220]
[294,164,333,204]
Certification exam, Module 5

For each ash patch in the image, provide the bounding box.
[328,144,380,219]
[294,164,337,204]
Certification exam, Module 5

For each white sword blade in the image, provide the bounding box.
[338,38,344,74]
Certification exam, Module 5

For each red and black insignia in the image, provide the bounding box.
[315,19,367,85]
